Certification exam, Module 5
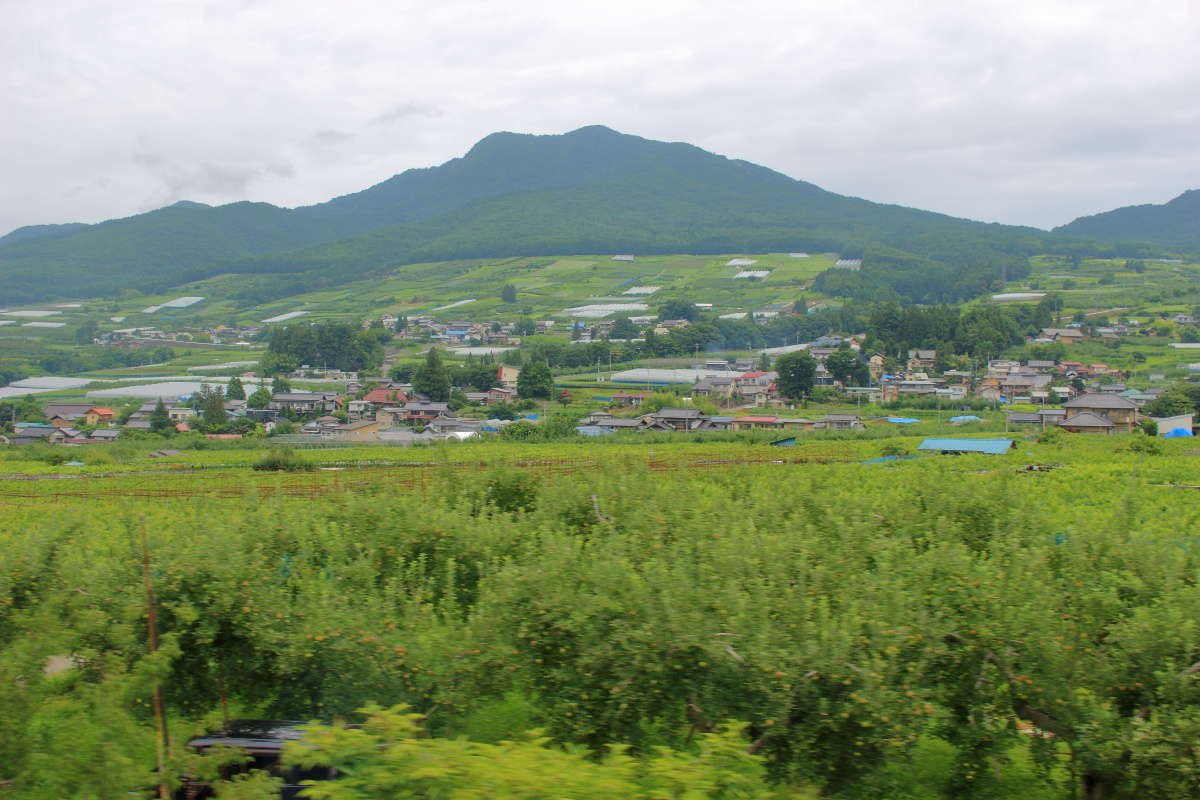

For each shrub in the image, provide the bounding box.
[252,449,315,472]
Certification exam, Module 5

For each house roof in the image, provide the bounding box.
[918,438,1014,454]
[363,388,404,404]
[1060,412,1115,428]
[42,402,96,418]
[653,408,704,419]
[336,420,379,431]
[597,417,642,428]
[733,416,778,423]
[1064,392,1138,410]
[272,392,337,401]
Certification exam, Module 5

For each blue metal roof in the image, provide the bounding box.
[918,438,1014,454]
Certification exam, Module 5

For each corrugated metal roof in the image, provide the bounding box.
[918,438,1014,454]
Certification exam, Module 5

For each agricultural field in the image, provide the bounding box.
[2,433,1200,798]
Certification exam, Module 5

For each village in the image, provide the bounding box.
[4,335,1193,447]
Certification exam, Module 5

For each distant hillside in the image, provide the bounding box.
[1055,190,1200,250]
[0,125,1107,305]
[0,222,89,248]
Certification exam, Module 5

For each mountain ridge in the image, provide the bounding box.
[0,125,1143,306]
[1054,190,1200,249]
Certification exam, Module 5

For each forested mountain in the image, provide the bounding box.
[0,125,1122,305]
[1054,189,1200,250]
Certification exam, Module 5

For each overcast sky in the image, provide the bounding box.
[3,0,1198,236]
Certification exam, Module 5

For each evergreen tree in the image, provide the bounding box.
[412,348,451,401]
[610,317,640,340]
[501,284,517,303]
[517,360,554,400]
[226,376,246,400]
[271,376,291,394]
[149,398,172,434]
[775,350,817,399]
[200,386,228,430]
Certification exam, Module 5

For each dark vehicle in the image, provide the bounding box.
[175,720,334,799]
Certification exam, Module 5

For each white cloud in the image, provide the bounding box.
[1,0,1198,233]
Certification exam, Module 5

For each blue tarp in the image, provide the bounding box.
[948,415,982,422]
[884,417,921,424]
[1163,427,1194,438]
[918,438,1014,455]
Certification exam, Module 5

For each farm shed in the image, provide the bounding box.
[918,438,1014,455]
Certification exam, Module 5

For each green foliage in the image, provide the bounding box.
[658,298,699,322]
[0,126,1096,306]
[149,397,173,434]
[267,321,383,372]
[1126,436,1164,455]
[501,283,518,303]
[517,360,554,399]
[8,439,1200,797]
[1055,189,1200,249]
[775,350,817,399]
[226,376,246,400]
[412,348,451,402]
[246,386,271,410]
[284,704,774,800]
[251,449,315,471]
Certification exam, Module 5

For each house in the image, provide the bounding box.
[9,424,67,445]
[426,417,488,435]
[867,354,886,379]
[610,391,652,408]
[823,413,864,430]
[1062,393,1139,431]
[643,408,707,431]
[90,428,121,442]
[42,403,115,427]
[693,376,735,401]
[918,438,1014,454]
[1042,328,1085,343]
[332,419,383,440]
[403,401,451,422]
[1059,412,1116,434]
[1151,414,1194,437]
[362,388,407,406]
[496,365,521,390]
[594,416,644,431]
[487,387,518,403]
[907,349,937,372]
[1005,408,1066,430]
[268,392,340,414]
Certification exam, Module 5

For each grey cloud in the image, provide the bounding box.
[131,155,296,209]
[311,129,354,146]
[2,0,1200,233]
[369,103,439,126]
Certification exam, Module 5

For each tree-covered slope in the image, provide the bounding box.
[0,125,1103,305]
[1054,189,1200,249]
[0,201,349,303]
[236,128,1054,302]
